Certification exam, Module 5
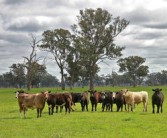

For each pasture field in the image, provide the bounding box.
[0,86,167,138]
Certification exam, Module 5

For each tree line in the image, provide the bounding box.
[1,8,165,89]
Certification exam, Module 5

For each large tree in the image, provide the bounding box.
[117,56,149,87]
[39,29,72,90]
[72,8,129,90]
[23,34,46,90]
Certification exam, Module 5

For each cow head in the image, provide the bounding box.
[15,90,25,98]
[152,88,162,94]
[112,92,116,100]
[88,90,97,97]
[121,89,129,96]
[101,92,107,100]
[43,90,51,99]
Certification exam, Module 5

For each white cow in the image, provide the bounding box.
[121,89,148,112]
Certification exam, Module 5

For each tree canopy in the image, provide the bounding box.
[117,56,149,87]
[72,8,129,90]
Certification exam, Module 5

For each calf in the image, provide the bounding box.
[152,88,164,113]
[121,89,148,112]
[88,90,104,111]
[15,91,46,118]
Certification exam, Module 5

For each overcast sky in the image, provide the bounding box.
[1,0,167,80]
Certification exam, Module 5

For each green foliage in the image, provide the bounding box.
[72,8,129,90]
[1,86,167,138]
[117,56,149,87]
[39,29,72,90]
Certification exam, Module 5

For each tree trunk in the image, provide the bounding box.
[133,76,136,87]
[89,64,95,90]
[27,80,31,90]
[60,68,65,90]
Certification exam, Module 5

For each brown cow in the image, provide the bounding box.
[88,90,104,111]
[15,90,47,118]
[44,91,73,114]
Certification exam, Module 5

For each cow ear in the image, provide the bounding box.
[160,89,162,91]
[152,89,155,91]
[48,91,51,93]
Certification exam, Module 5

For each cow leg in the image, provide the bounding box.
[102,103,105,112]
[51,105,55,115]
[110,103,113,112]
[60,106,63,112]
[145,102,148,112]
[23,109,26,118]
[56,106,58,113]
[161,104,162,113]
[68,102,71,114]
[157,105,160,113]
[22,106,26,118]
[160,104,163,113]
[120,104,123,112]
[40,109,43,117]
[91,104,94,111]
[143,102,146,112]
[124,104,127,111]
[95,103,97,111]
[152,103,155,113]
[37,109,39,118]
[48,105,52,115]
[128,104,131,112]
[86,104,88,111]
[82,104,85,112]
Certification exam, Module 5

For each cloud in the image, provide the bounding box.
[4,0,27,5]
[0,0,167,78]
[7,18,45,32]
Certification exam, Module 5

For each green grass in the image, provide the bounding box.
[0,86,167,138]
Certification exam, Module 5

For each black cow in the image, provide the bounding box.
[101,91,115,112]
[152,88,164,113]
[114,91,126,112]
[71,92,89,111]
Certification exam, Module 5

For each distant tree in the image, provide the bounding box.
[39,29,72,90]
[146,70,167,86]
[40,73,60,87]
[9,63,26,88]
[72,8,129,90]
[30,62,46,88]
[3,72,15,87]
[117,56,149,87]
[145,72,161,86]
[160,70,167,85]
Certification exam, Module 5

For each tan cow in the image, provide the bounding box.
[15,90,47,118]
[121,89,148,112]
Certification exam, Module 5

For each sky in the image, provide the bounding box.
[0,0,167,80]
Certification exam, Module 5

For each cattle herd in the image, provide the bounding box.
[15,88,164,118]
